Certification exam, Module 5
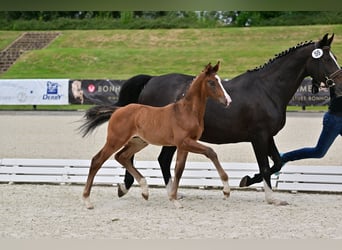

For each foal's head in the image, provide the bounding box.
[200,62,232,107]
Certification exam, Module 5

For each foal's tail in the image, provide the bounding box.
[79,74,152,137]
[79,105,119,137]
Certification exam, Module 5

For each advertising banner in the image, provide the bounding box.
[69,79,126,105]
[0,79,69,105]
[289,78,330,106]
[0,77,330,107]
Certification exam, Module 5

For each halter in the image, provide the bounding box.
[324,68,342,88]
[311,69,342,93]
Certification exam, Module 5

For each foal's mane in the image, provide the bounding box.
[247,40,314,72]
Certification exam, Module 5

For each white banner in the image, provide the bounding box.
[0,79,69,105]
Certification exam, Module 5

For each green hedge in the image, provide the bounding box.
[1,11,342,30]
[0,16,219,30]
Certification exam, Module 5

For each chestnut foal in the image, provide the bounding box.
[82,62,232,209]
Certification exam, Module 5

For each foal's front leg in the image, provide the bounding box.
[181,138,230,198]
[169,149,188,208]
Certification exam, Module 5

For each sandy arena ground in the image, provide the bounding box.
[0,111,342,239]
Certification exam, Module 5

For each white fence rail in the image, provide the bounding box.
[1,158,341,193]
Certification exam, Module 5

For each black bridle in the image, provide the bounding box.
[325,69,342,87]
[311,69,342,94]
[311,45,341,93]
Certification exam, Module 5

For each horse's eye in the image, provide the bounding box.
[208,80,216,87]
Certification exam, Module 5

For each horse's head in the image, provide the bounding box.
[306,33,341,94]
[202,61,232,107]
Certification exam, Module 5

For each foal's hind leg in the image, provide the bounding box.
[180,138,230,198]
[115,137,149,200]
[83,142,122,209]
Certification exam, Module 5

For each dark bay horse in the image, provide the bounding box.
[81,62,232,209]
[83,34,341,206]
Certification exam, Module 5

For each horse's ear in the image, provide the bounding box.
[204,62,212,73]
[327,33,334,47]
[213,61,220,73]
[318,33,329,48]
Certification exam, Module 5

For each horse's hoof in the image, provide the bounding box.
[166,184,184,199]
[117,183,128,198]
[274,200,289,206]
[83,197,94,209]
[86,204,94,210]
[222,185,230,198]
[266,199,289,206]
[223,191,230,198]
[142,192,149,200]
[173,200,183,209]
[239,175,250,187]
[177,192,185,200]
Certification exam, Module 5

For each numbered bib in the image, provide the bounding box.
[312,48,323,59]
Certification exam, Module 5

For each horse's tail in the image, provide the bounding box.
[115,74,152,106]
[79,74,152,137]
[79,105,119,137]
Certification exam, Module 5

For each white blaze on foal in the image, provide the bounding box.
[215,74,232,107]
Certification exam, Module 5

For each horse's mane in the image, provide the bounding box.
[247,40,314,72]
